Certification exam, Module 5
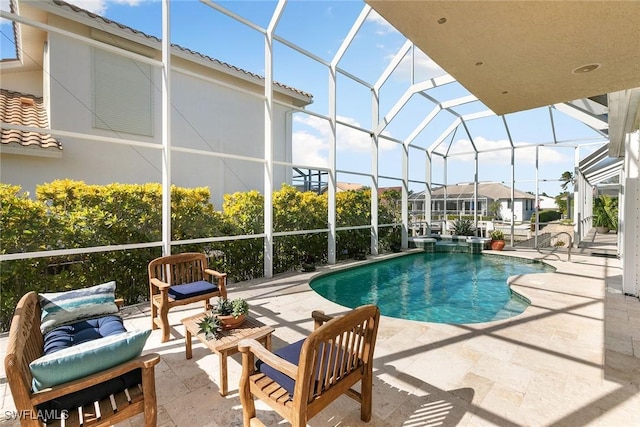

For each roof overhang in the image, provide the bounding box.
[366,1,640,116]
[579,144,623,185]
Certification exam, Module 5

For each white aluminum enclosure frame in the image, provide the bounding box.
[1,0,636,294]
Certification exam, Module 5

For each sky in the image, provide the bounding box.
[0,0,608,197]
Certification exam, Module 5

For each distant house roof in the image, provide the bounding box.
[378,186,401,197]
[0,89,62,150]
[409,182,535,201]
[318,182,367,194]
[41,0,312,102]
[337,182,366,192]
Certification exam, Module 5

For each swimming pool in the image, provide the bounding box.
[310,252,555,323]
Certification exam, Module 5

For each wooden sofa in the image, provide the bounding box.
[4,291,160,427]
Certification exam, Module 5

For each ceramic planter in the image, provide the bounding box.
[216,313,246,329]
[490,240,505,251]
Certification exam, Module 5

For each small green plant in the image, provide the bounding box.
[490,230,504,241]
[214,297,249,318]
[451,218,475,236]
[553,240,566,247]
[231,298,249,317]
[197,314,222,340]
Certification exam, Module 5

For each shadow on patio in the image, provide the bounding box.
[1,244,639,426]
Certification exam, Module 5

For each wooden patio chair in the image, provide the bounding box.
[238,304,380,427]
[148,252,227,342]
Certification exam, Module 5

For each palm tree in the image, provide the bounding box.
[560,171,575,191]
[559,171,576,219]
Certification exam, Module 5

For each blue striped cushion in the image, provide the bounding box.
[39,281,119,334]
[30,329,151,391]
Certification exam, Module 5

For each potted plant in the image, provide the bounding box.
[353,248,368,260]
[212,297,249,329]
[490,229,505,251]
[593,195,617,234]
[300,252,316,272]
[197,314,222,340]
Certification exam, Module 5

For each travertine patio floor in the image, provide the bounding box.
[2,241,639,426]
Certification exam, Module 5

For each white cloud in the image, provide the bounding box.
[292,130,329,167]
[386,49,446,83]
[1,0,13,25]
[65,0,147,16]
[66,0,108,15]
[445,136,570,165]
[366,10,395,35]
[292,114,396,166]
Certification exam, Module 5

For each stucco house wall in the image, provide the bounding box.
[0,0,309,209]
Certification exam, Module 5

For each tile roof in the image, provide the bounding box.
[0,89,62,150]
[432,183,535,200]
[49,0,313,101]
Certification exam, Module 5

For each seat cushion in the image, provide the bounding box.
[256,339,352,398]
[36,369,142,422]
[168,280,218,300]
[43,315,127,355]
[39,281,119,334]
[256,339,305,396]
[30,329,151,391]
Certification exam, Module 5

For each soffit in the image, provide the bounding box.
[366,1,640,115]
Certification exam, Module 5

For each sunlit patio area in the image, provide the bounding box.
[2,233,638,426]
[2,1,640,426]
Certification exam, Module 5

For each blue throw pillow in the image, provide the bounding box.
[39,281,119,334]
[29,329,151,391]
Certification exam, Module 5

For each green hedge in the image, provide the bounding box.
[531,210,562,223]
[0,182,400,331]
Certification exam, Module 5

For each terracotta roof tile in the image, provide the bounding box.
[0,89,62,150]
[50,0,313,100]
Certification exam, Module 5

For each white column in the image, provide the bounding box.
[328,66,337,264]
[263,2,284,278]
[474,152,479,235]
[425,151,432,235]
[622,131,640,296]
[161,0,171,256]
[401,143,409,248]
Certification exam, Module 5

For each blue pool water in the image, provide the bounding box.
[310,253,555,324]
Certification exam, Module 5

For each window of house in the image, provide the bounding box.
[93,49,153,136]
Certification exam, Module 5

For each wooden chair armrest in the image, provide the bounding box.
[238,339,298,379]
[312,310,334,329]
[150,277,170,290]
[204,269,227,279]
[30,353,161,405]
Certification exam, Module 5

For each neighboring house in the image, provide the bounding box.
[409,182,536,223]
[0,0,312,208]
[537,195,557,210]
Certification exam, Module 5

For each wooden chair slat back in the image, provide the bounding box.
[298,305,380,404]
[148,252,207,288]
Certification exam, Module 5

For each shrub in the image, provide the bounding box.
[490,230,504,240]
[1,182,401,331]
[532,210,562,223]
[451,218,475,236]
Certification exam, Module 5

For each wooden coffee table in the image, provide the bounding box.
[181,312,274,396]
